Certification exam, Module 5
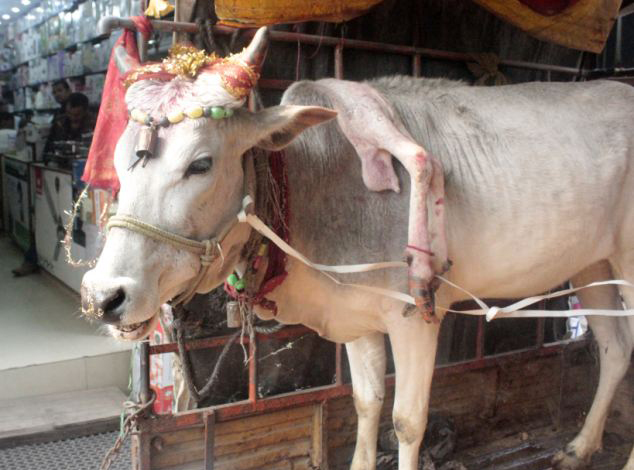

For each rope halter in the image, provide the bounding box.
[106,197,254,306]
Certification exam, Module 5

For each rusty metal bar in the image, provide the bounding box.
[413,54,422,77]
[130,434,140,470]
[139,432,152,470]
[97,17,582,75]
[335,344,343,386]
[259,78,294,90]
[248,335,258,403]
[475,316,485,360]
[203,410,215,470]
[144,383,353,433]
[98,17,199,36]
[149,325,312,355]
[615,16,623,67]
[334,44,344,79]
[433,342,573,378]
[141,339,585,435]
[536,317,546,349]
[139,341,151,404]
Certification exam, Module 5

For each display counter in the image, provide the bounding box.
[31,161,108,293]
[1,154,32,251]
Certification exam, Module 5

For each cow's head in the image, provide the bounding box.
[80,28,336,340]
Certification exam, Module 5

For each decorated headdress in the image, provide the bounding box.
[123,42,261,101]
[82,25,269,190]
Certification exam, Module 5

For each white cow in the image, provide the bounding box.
[81,29,633,470]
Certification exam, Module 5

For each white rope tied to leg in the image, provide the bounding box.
[238,196,634,321]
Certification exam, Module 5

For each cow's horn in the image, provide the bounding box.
[241,27,269,72]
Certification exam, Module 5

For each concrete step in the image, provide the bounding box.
[0,386,127,448]
[0,350,131,401]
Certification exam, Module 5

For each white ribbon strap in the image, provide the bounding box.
[238,197,634,321]
[437,276,634,320]
[238,197,413,304]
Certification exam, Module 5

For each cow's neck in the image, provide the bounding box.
[224,149,291,313]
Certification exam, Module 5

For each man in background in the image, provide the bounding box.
[0,111,14,129]
[13,93,96,277]
[51,79,71,114]
[45,92,96,150]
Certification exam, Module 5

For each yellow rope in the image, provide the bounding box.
[106,215,210,254]
[106,216,224,306]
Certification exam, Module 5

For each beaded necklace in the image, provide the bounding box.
[127,105,235,169]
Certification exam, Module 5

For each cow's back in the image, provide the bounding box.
[280,78,634,301]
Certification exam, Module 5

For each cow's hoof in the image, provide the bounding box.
[552,449,590,470]
[440,259,453,275]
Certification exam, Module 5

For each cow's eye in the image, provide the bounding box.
[185,157,213,177]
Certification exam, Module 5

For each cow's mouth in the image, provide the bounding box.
[108,313,159,340]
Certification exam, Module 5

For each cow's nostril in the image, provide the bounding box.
[100,288,126,324]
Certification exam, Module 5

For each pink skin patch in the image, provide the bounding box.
[320,79,451,317]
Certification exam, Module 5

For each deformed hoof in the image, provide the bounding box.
[440,259,453,275]
[552,449,591,470]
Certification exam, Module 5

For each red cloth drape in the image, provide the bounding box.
[82,16,153,191]
[519,0,581,16]
[472,0,621,53]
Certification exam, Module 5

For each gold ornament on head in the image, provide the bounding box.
[123,44,259,99]
[124,44,220,88]
[164,44,219,78]
[124,27,268,99]
[144,0,174,19]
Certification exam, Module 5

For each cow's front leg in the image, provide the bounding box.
[388,313,441,470]
[346,332,386,470]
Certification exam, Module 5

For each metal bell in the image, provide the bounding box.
[135,126,158,160]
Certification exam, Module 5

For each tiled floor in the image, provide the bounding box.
[0,430,131,470]
[0,236,132,399]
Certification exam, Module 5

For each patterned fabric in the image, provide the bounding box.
[81,16,152,191]
[214,0,383,27]
[472,0,621,53]
[519,0,581,16]
[123,45,260,100]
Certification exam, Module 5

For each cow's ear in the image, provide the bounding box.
[254,105,337,151]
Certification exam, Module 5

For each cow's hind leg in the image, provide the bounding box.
[347,332,386,470]
[609,253,634,470]
[388,312,441,470]
[552,261,633,470]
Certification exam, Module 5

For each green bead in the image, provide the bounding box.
[224,107,234,117]
[234,279,246,291]
[227,274,238,286]
[211,107,225,120]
